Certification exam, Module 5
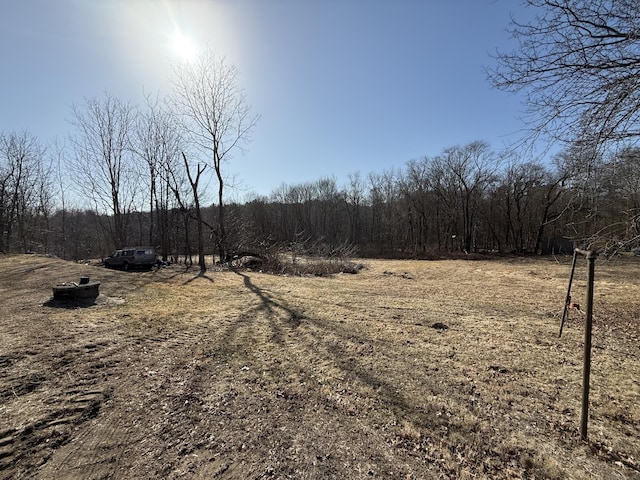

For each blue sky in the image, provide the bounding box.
[1,0,537,200]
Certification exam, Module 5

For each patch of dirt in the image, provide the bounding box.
[0,254,639,479]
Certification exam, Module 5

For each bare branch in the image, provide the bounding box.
[488,0,640,149]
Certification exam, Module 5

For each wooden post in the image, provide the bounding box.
[575,248,597,441]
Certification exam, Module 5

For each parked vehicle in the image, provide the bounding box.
[103,247,158,271]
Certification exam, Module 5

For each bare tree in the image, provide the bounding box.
[0,141,53,254]
[170,49,260,263]
[133,94,183,258]
[554,144,640,254]
[32,148,55,253]
[603,147,640,248]
[181,151,207,272]
[0,131,48,253]
[431,141,501,253]
[489,0,640,150]
[368,169,403,255]
[344,172,366,246]
[50,139,70,258]
[70,93,138,249]
[501,159,545,252]
[152,130,205,268]
[400,158,438,254]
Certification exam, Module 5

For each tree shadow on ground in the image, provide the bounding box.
[182,271,215,285]
[234,271,298,319]
[224,271,298,348]
[231,270,442,426]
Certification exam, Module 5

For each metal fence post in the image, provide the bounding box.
[559,250,579,338]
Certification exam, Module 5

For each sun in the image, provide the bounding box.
[171,31,198,62]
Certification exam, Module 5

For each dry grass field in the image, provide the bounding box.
[0,253,639,479]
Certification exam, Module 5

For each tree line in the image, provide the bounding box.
[236,141,640,258]
[2,128,639,263]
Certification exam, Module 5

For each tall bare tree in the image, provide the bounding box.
[368,169,403,254]
[344,172,366,246]
[155,137,204,268]
[133,94,182,257]
[70,93,138,249]
[181,151,207,272]
[431,141,501,253]
[51,139,69,258]
[170,49,260,264]
[0,131,45,253]
[489,0,640,151]
[501,159,545,252]
[400,158,437,253]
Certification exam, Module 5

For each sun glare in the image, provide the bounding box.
[171,31,198,62]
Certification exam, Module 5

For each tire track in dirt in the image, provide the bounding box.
[0,388,105,470]
[0,336,128,479]
[30,328,214,479]
[29,337,149,478]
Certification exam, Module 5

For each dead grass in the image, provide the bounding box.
[0,254,639,479]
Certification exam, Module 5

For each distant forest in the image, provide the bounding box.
[1,128,638,263]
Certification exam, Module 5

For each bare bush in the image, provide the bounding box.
[250,239,363,276]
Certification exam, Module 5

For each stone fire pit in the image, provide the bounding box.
[52,277,100,301]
